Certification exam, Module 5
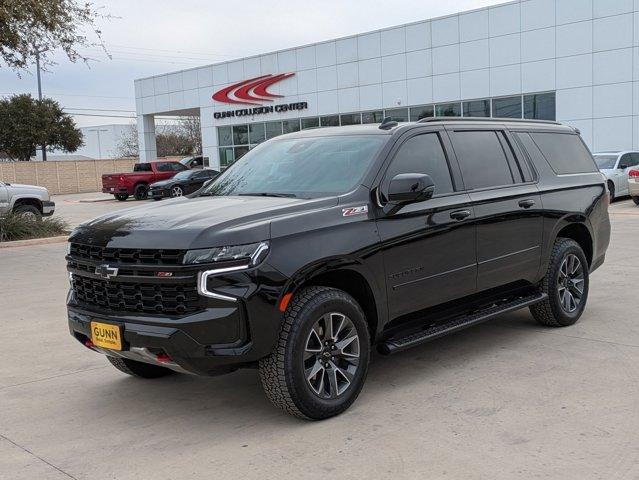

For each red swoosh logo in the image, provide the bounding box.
[212,73,295,105]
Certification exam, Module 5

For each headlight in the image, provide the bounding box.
[183,241,269,266]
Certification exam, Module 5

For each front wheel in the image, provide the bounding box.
[170,185,183,197]
[259,286,370,420]
[134,184,148,200]
[608,181,615,202]
[530,238,589,327]
[13,204,42,221]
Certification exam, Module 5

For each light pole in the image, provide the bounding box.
[87,128,109,159]
[35,49,46,161]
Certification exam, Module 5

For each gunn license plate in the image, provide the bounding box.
[90,321,122,350]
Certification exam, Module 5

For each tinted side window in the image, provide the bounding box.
[451,130,514,190]
[157,162,184,172]
[631,153,639,167]
[529,132,597,174]
[386,133,453,196]
[619,153,636,168]
[133,163,152,172]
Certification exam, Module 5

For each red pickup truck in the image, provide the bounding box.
[102,161,187,201]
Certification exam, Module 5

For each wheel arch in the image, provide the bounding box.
[282,261,385,343]
[12,196,43,213]
[555,222,593,267]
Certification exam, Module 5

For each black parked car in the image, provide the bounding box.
[149,168,219,200]
[66,118,610,420]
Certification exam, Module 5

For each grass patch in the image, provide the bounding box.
[0,213,69,242]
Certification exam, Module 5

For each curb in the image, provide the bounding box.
[78,197,114,203]
[0,235,69,249]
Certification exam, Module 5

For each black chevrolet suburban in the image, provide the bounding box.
[66,118,610,419]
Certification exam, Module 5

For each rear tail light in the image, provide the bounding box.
[629,170,639,178]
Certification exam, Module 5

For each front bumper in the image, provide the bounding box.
[149,188,169,199]
[42,200,55,217]
[66,262,287,376]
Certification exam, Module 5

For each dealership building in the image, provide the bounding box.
[134,0,639,170]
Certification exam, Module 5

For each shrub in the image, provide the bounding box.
[0,213,69,242]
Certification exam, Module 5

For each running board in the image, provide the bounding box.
[378,292,547,355]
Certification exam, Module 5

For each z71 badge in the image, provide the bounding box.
[342,205,368,217]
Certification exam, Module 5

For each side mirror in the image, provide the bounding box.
[383,173,435,215]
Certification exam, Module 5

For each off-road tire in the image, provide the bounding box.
[258,286,371,420]
[114,194,129,201]
[632,196,639,206]
[13,204,42,220]
[530,238,589,327]
[134,184,148,200]
[107,356,174,378]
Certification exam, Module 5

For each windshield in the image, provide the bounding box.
[201,135,387,198]
[172,170,196,180]
[594,155,617,169]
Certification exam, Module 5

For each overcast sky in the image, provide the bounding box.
[0,0,511,127]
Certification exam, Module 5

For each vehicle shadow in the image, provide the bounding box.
[76,309,539,430]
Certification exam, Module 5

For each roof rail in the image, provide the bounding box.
[416,116,561,125]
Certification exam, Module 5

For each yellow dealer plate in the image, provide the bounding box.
[90,321,122,350]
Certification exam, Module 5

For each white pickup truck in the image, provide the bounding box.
[0,181,55,219]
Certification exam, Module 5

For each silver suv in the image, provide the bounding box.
[0,181,55,219]
[593,151,639,201]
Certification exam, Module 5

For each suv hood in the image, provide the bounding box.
[70,195,337,249]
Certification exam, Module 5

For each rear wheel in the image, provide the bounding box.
[114,193,129,201]
[608,181,615,202]
[259,286,370,420]
[107,356,174,378]
[530,238,589,327]
[632,196,639,206]
[134,184,148,200]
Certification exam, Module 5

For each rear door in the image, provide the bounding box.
[376,128,477,320]
[448,127,543,292]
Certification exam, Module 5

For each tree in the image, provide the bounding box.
[0,0,107,72]
[0,94,83,161]
[115,120,202,159]
[179,116,202,155]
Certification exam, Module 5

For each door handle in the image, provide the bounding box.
[518,199,535,209]
[450,209,471,221]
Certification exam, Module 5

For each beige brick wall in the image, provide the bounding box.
[0,159,137,195]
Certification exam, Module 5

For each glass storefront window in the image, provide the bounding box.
[265,121,283,140]
[384,107,409,122]
[234,146,250,160]
[463,99,491,118]
[301,117,320,129]
[409,105,434,121]
[320,115,340,127]
[362,111,383,124]
[249,123,265,144]
[340,113,361,125]
[219,147,234,168]
[435,103,461,117]
[232,125,248,145]
[524,92,556,120]
[283,119,301,134]
[218,126,233,146]
[492,96,522,118]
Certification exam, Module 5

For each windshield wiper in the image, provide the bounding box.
[238,192,297,198]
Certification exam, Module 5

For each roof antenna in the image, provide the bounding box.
[379,117,398,130]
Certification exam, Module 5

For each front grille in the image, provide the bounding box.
[71,275,201,315]
[70,243,184,265]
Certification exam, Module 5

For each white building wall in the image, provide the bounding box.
[135,0,639,169]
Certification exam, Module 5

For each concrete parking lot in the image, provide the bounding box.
[1,197,638,480]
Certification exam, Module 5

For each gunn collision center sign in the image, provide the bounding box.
[212,73,307,119]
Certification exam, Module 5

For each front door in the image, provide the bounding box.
[448,128,543,291]
[376,129,477,320]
